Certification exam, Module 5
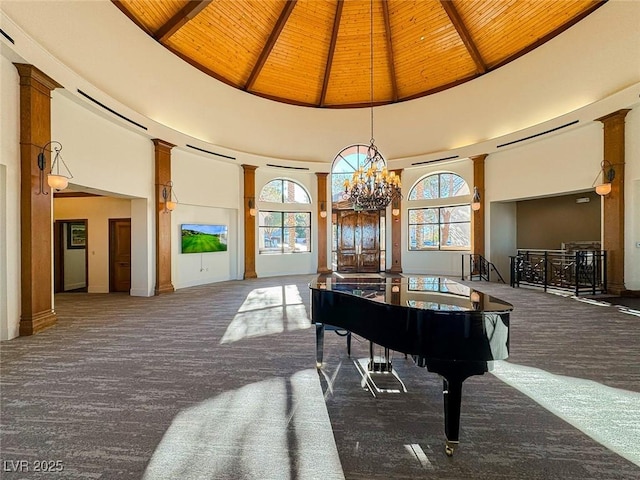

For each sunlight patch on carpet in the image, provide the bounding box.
[491,360,640,466]
[221,285,311,344]
[143,369,344,480]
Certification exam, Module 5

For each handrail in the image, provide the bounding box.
[461,254,506,283]
[510,249,607,295]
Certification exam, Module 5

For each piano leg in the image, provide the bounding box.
[315,323,325,368]
[426,360,488,456]
[443,377,462,457]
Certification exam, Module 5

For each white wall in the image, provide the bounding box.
[130,198,153,297]
[489,202,518,285]
[171,148,241,285]
[625,108,640,290]
[51,92,156,296]
[172,206,237,288]
[0,56,21,340]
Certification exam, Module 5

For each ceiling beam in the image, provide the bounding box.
[154,0,211,43]
[440,0,487,74]
[245,0,298,92]
[381,0,398,103]
[319,0,344,107]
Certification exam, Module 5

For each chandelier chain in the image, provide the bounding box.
[340,0,402,211]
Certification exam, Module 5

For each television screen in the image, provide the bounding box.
[181,224,228,253]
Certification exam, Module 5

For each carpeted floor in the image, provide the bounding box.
[1,275,638,479]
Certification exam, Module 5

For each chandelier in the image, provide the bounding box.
[342,144,401,210]
[341,0,401,211]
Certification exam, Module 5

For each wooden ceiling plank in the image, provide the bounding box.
[154,0,212,43]
[381,0,398,103]
[439,0,487,74]
[244,0,298,92]
[320,0,344,107]
[112,0,155,36]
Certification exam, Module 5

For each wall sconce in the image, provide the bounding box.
[320,201,327,218]
[248,198,257,217]
[37,141,73,194]
[471,186,481,211]
[470,290,480,310]
[391,197,400,217]
[160,181,178,212]
[593,160,615,196]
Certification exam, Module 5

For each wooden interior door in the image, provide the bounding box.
[358,210,380,272]
[337,210,359,271]
[337,210,380,272]
[109,218,131,293]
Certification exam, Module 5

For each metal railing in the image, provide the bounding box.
[509,249,607,296]
[461,254,506,283]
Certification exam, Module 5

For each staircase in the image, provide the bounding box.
[461,254,506,283]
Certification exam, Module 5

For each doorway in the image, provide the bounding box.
[54,219,88,293]
[109,218,131,293]
[336,210,381,272]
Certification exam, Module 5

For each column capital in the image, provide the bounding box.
[152,139,175,151]
[595,109,631,125]
[470,154,488,164]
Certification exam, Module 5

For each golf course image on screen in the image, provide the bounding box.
[181,224,228,253]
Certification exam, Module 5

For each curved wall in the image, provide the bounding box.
[1,1,640,341]
[0,0,638,164]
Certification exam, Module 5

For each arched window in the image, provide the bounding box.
[259,179,310,204]
[258,179,311,255]
[331,144,384,203]
[407,173,471,251]
[408,172,470,200]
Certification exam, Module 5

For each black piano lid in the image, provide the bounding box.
[309,274,513,313]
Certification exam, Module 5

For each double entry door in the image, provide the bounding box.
[336,210,380,272]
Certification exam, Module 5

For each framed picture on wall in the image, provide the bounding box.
[67,222,86,249]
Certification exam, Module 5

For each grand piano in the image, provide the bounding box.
[310,274,513,456]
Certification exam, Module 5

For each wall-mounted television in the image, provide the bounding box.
[181,224,228,254]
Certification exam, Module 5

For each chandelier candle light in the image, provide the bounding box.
[342,0,401,211]
[343,154,401,210]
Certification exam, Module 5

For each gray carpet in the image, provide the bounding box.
[1,275,639,479]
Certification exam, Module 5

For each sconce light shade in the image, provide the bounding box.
[469,291,481,303]
[471,186,481,211]
[248,198,257,217]
[391,197,400,216]
[595,183,612,196]
[320,201,327,218]
[47,174,69,191]
[161,181,178,212]
[593,160,615,196]
[37,141,73,194]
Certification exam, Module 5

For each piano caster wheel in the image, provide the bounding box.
[445,441,458,457]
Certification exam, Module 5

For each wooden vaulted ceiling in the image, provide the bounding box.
[113,0,605,108]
